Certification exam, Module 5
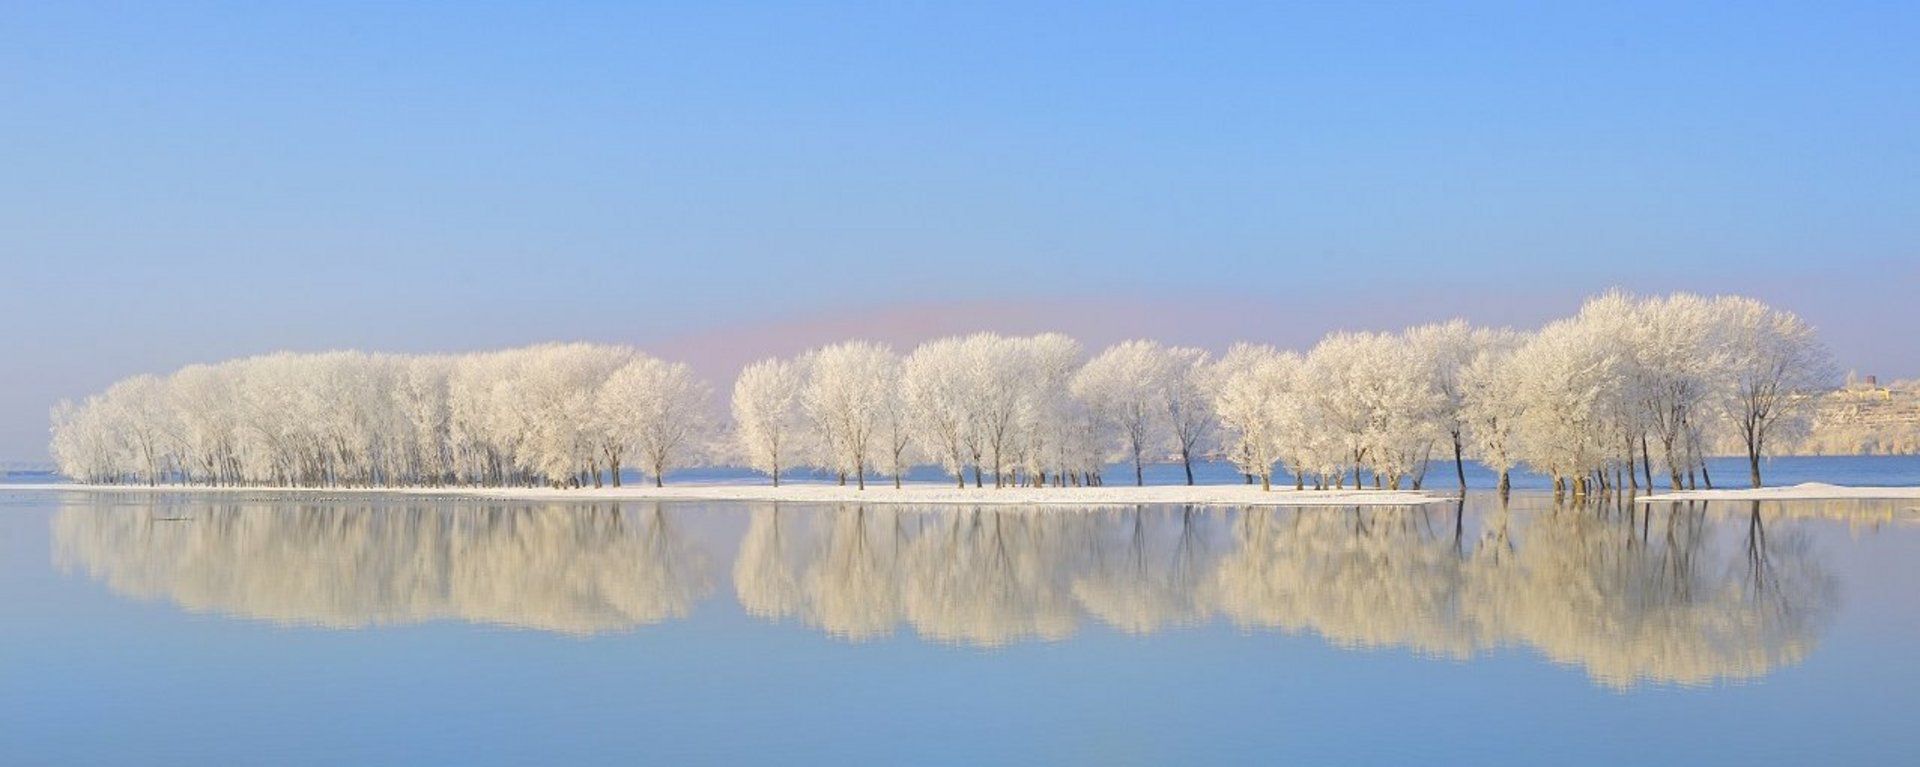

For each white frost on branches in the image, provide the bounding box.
[51,292,1835,492]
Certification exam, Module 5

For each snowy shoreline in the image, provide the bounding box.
[3,482,1449,507]
[18,481,1920,506]
[1639,482,1920,502]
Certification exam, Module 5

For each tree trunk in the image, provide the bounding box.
[1668,438,1684,490]
[1261,472,1271,491]
[1640,434,1654,490]
[1133,452,1144,487]
[1182,449,1194,486]
[1624,433,1637,491]
[1453,431,1467,492]
[1497,470,1510,498]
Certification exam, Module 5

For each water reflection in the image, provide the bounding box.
[738,501,1839,687]
[53,501,711,635]
[53,495,1849,688]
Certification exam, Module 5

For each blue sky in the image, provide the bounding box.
[3,2,1918,460]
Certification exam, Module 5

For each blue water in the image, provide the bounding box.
[15,455,1919,491]
[3,481,1918,765]
[656,453,1920,489]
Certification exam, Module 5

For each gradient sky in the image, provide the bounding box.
[3,2,1918,461]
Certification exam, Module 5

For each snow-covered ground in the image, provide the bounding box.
[1641,482,1920,502]
[6,482,1448,507]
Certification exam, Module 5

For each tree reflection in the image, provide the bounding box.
[54,495,1847,689]
[733,504,803,622]
[1457,499,1834,688]
[1070,507,1221,634]
[898,509,1079,646]
[53,499,711,635]
[734,499,1840,688]
[1213,505,1483,659]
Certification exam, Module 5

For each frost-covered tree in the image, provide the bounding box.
[394,356,454,486]
[1305,332,1444,490]
[1162,346,1215,485]
[1509,315,1624,496]
[1405,320,1497,492]
[1631,293,1723,490]
[876,368,916,489]
[1576,292,1657,492]
[1364,334,1447,490]
[1016,333,1085,487]
[103,375,178,485]
[1210,344,1295,490]
[1302,335,1373,488]
[959,333,1033,488]
[523,344,633,487]
[731,358,802,486]
[169,363,241,486]
[1073,340,1169,486]
[799,342,898,489]
[48,344,719,489]
[1459,329,1526,495]
[900,337,974,488]
[47,292,1841,495]
[1710,297,1836,487]
[603,357,711,487]
[49,397,120,484]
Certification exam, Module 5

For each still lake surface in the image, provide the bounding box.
[3,457,1918,765]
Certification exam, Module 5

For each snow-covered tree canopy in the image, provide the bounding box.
[52,292,1835,492]
[50,344,710,488]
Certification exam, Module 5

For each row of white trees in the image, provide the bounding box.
[51,292,1834,493]
[731,333,1199,490]
[1216,293,1836,494]
[50,345,709,487]
[732,292,1832,495]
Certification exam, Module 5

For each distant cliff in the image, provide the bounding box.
[1796,378,1920,455]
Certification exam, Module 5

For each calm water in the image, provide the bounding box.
[3,487,1918,765]
[619,453,1920,489]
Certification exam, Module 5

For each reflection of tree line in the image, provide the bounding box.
[54,497,1837,688]
[53,501,711,635]
[1456,500,1835,688]
[734,500,1836,688]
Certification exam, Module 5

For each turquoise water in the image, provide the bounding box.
[3,488,1917,765]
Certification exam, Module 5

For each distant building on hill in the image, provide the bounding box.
[1799,377,1920,455]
